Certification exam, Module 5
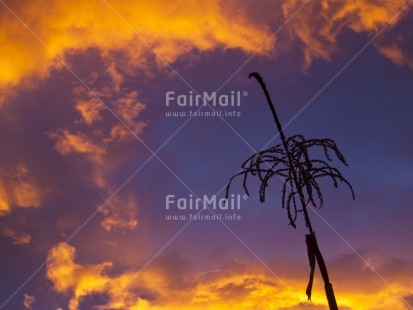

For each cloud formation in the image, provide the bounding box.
[0,164,42,216]
[0,0,273,89]
[0,226,31,245]
[47,243,165,310]
[281,0,412,68]
[46,243,413,310]
[1,0,412,96]
[51,129,107,163]
[22,294,35,309]
[1,1,413,309]
[45,60,146,231]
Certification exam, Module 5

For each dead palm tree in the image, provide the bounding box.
[226,72,355,310]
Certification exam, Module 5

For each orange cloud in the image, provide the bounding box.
[0,226,31,245]
[46,243,310,310]
[22,294,35,309]
[50,129,106,163]
[47,243,166,310]
[75,98,104,125]
[70,73,146,144]
[46,243,413,310]
[48,70,145,230]
[49,125,140,230]
[374,13,413,69]
[100,194,138,231]
[61,51,150,229]
[0,0,273,89]
[109,91,146,141]
[1,0,412,95]
[0,164,42,216]
[281,0,411,68]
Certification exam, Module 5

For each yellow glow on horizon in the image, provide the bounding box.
[45,243,413,310]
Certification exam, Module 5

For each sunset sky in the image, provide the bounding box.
[1,0,413,309]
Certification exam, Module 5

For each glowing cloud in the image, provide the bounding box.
[1,0,412,94]
[100,194,139,231]
[46,67,146,230]
[0,0,273,88]
[46,243,166,310]
[50,129,106,163]
[0,164,42,216]
[22,294,35,309]
[46,243,413,309]
[75,99,104,125]
[49,123,141,230]
[281,0,412,68]
[0,227,31,245]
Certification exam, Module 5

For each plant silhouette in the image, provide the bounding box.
[226,72,355,310]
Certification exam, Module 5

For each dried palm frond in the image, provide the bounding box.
[225,72,355,310]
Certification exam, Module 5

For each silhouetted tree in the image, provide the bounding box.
[226,72,355,310]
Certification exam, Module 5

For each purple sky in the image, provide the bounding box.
[1,1,413,309]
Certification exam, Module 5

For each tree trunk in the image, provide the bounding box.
[306,233,338,310]
[249,72,340,309]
